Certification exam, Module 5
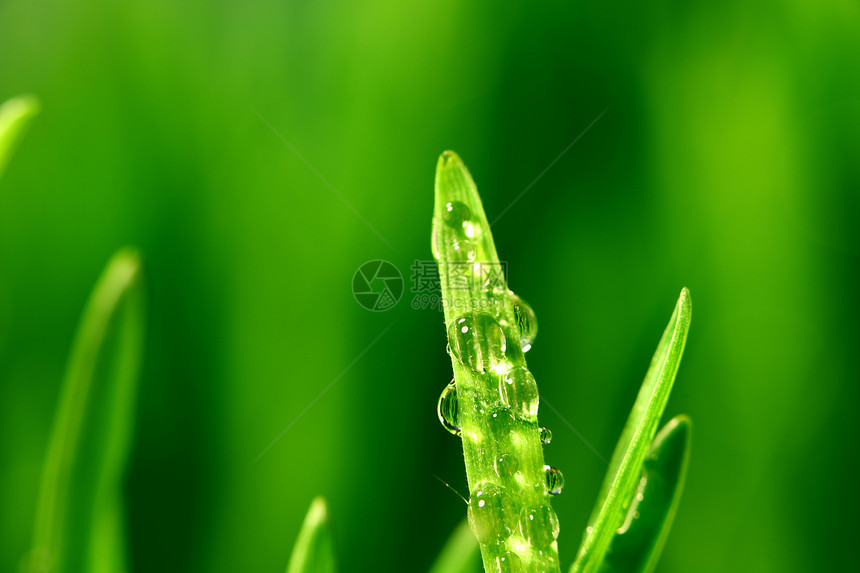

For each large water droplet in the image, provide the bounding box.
[498,366,539,418]
[494,453,520,479]
[443,201,471,228]
[468,482,513,545]
[545,465,564,495]
[539,427,552,444]
[510,293,538,352]
[437,381,460,436]
[448,314,507,373]
[519,505,560,547]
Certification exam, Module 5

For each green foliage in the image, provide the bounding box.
[0,95,39,181]
[23,249,146,573]
[285,498,337,573]
[1,3,857,571]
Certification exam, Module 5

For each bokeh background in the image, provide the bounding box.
[1,1,858,572]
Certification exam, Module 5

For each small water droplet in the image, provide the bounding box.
[437,381,460,436]
[544,465,564,495]
[519,505,560,547]
[510,293,537,352]
[468,482,513,544]
[498,366,539,418]
[448,314,507,373]
[451,240,477,262]
[431,220,441,261]
[494,453,520,479]
[539,427,552,444]
[443,201,471,228]
[496,551,523,569]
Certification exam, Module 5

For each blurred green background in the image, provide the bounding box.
[1,0,858,571]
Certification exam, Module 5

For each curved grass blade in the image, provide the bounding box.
[286,497,337,573]
[428,519,481,573]
[434,151,560,573]
[0,95,39,180]
[599,415,692,573]
[570,288,692,573]
[24,249,146,573]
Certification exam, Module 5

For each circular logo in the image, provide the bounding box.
[352,260,403,311]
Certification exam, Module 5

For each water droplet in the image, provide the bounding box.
[519,505,560,547]
[468,482,513,544]
[443,201,471,228]
[448,314,507,373]
[510,293,538,352]
[498,366,539,418]
[544,465,564,495]
[496,551,523,569]
[451,240,477,262]
[437,381,460,436]
[494,453,520,479]
[487,408,515,436]
[539,427,552,444]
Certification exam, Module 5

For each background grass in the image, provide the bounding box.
[1,1,858,572]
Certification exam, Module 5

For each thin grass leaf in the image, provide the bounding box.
[0,95,39,180]
[434,151,560,573]
[286,497,337,573]
[24,249,146,573]
[571,288,692,573]
[599,415,692,573]
[428,520,481,573]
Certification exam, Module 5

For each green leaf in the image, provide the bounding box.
[428,519,481,573]
[0,95,39,180]
[599,415,692,573]
[24,248,146,573]
[571,288,692,573]
[286,497,337,573]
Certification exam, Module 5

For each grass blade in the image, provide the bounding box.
[428,520,481,573]
[0,95,39,180]
[599,415,692,573]
[434,151,560,573]
[570,288,692,573]
[24,248,146,573]
[285,497,337,573]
